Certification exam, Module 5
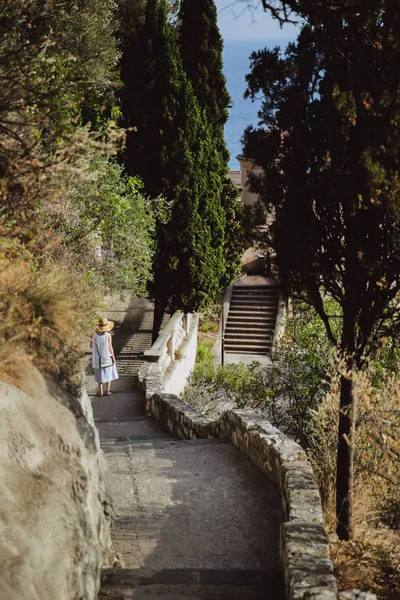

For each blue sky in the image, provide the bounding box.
[215,0,298,41]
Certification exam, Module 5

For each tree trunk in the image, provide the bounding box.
[152,298,165,345]
[336,372,356,540]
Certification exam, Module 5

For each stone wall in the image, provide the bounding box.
[0,362,111,600]
[145,393,377,600]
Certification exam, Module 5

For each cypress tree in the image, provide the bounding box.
[118,0,228,337]
[179,0,245,287]
[179,0,230,133]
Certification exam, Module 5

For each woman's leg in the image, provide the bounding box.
[98,382,103,397]
[105,381,111,395]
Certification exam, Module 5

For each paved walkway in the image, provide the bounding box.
[90,296,286,599]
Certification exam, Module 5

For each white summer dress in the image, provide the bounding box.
[92,332,119,384]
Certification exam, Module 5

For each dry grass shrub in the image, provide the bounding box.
[0,256,96,391]
[308,371,400,598]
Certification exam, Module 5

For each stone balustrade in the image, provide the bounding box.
[138,311,198,399]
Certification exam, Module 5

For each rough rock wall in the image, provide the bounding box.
[0,363,111,600]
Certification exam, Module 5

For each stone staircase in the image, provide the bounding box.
[96,389,285,599]
[224,284,279,355]
[90,296,285,599]
[99,566,284,599]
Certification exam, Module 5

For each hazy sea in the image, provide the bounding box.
[223,38,290,170]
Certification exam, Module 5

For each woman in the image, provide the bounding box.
[91,317,118,397]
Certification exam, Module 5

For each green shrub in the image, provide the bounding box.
[199,321,218,333]
[196,339,214,363]
[198,303,221,333]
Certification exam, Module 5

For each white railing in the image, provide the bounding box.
[138,311,198,399]
[141,311,187,375]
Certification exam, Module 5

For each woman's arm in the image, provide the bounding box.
[108,333,115,362]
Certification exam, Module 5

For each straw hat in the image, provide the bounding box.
[96,317,115,332]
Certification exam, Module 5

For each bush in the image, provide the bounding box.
[305,367,400,533]
[195,339,214,363]
[310,370,400,600]
[0,256,95,388]
[182,353,274,417]
[198,303,221,333]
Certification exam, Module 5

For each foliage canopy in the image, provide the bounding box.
[244,0,400,539]
[0,0,159,379]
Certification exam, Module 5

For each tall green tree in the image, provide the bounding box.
[244,1,400,539]
[0,0,119,205]
[179,0,230,134]
[179,0,245,285]
[119,0,229,338]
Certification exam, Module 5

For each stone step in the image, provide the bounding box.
[101,438,230,453]
[226,315,276,322]
[226,318,276,325]
[232,293,279,300]
[225,321,275,335]
[225,336,271,344]
[224,348,270,355]
[224,335,274,344]
[232,288,279,295]
[101,439,179,453]
[225,330,275,339]
[224,339,274,348]
[231,301,278,308]
[225,321,274,335]
[230,305,277,312]
[231,300,278,307]
[99,567,285,599]
[224,332,272,340]
[233,285,278,291]
[91,392,145,420]
[224,337,271,347]
[97,417,171,441]
[231,291,278,298]
[225,328,273,336]
[224,344,271,353]
[230,298,277,305]
[100,416,284,599]
[227,316,276,324]
[95,415,149,424]
[228,307,276,315]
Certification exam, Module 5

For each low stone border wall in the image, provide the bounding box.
[146,393,377,600]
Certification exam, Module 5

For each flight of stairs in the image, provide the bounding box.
[94,295,286,600]
[224,284,279,355]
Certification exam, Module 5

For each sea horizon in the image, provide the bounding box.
[222,37,294,170]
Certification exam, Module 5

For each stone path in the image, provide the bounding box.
[90,296,286,599]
